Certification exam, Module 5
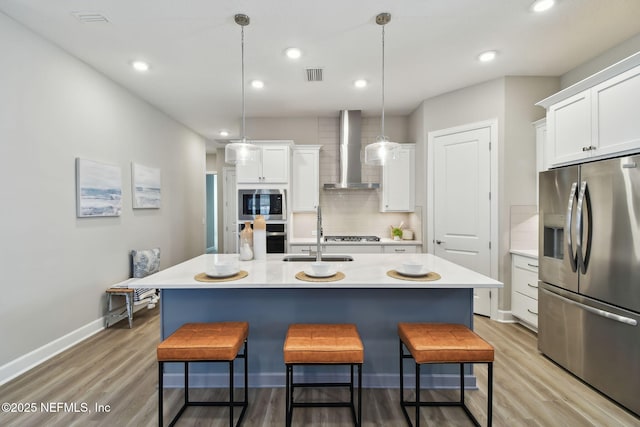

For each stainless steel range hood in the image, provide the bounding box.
[323,110,380,190]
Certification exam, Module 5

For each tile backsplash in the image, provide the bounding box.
[510,205,538,250]
[292,193,421,240]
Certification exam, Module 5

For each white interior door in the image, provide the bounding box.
[223,168,237,254]
[432,125,492,316]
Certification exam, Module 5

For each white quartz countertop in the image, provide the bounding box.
[289,237,422,245]
[132,253,503,290]
[510,249,538,259]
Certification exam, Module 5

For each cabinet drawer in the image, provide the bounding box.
[513,267,539,300]
[512,254,539,272]
[289,245,313,254]
[512,291,538,328]
[383,245,418,254]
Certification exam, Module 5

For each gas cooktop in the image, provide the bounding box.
[324,235,381,242]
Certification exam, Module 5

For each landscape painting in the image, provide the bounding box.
[132,162,161,209]
[76,158,122,217]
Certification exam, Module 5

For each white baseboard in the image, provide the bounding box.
[495,309,517,323]
[161,372,478,390]
[0,297,158,387]
[0,317,105,387]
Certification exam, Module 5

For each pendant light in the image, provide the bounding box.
[225,14,260,165]
[364,12,400,166]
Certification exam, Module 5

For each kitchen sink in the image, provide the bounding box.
[282,255,354,262]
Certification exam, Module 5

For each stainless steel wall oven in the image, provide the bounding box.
[239,222,287,254]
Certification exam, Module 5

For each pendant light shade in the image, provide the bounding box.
[364,12,400,166]
[225,14,260,165]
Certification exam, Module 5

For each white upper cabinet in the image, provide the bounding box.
[291,146,321,212]
[380,144,415,212]
[538,55,640,167]
[591,66,640,158]
[534,118,547,208]
[547,91,592,165]
[236,142,290,184]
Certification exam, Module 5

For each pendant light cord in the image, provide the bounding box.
[381,23,386,140]
[241,24,246,142]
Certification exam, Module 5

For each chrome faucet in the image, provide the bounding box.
[316,205,323,261]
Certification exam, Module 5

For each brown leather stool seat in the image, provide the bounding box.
[157,322,249,427]
[284,324,364,426]
[398,323,494,427]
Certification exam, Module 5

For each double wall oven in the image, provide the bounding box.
[238,188,287,253]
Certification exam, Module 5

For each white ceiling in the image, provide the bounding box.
[2,0,640,149]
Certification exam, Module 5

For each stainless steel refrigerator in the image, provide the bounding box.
[538,154,640,416]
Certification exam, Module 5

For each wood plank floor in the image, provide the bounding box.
[1,308,638,426]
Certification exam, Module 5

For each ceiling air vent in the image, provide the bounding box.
[71,11,109,23]
[305,68,323,82]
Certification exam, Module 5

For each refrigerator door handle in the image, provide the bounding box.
[541,289,638,326]
[566,182,579,272]
[576,181,592,274]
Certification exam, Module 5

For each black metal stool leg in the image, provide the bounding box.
[460,362,465,404]
[357,363,362,427]
[229,359,234,427]
[488,362,493,427]
[158,362,163,427]
[286,364,292,427]
[184,362,189,405]
[415,362,420,427]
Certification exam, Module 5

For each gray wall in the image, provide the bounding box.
[0,13,206,369]
[561,33,640,89]
[410,76,559,311]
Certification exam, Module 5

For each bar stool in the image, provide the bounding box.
[157,322,249,427]
[398,323,494,427]
[105,284,135,328]
[283,323,364,426]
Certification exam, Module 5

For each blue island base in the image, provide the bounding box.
[160,287,477,389]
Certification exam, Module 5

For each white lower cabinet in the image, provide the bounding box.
[511,253,539,330]
[383,245,418,254]
[323,245,382,254]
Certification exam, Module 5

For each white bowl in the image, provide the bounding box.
[310,261,331,276]
[402,261,423,275]
[211,261,237,276]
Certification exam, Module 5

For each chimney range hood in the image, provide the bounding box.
[323,110,380,190]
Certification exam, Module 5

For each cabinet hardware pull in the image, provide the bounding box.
[527,263,538,268]
[527,309,538,316]
[527,283,538,288]
[395,249,406,252]
[435,240,445,244]
[582,146,590,152]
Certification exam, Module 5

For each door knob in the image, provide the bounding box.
[435,240,445,245]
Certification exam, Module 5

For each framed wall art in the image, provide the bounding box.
[132,162,161,209]
[76,158,122,217]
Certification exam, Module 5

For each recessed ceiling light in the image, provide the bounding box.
[132,60,150,72]
[531,0,556,13]
[354,79,368,88]
[478,51,497,63]
[251,80,264,89]
[285,47,302,59]
[219,130,229,137]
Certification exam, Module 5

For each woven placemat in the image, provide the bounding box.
[194,270,248,283]
[295,271,345,282]
[386,270,441,282]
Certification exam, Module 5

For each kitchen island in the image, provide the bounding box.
[133,253,502,388]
